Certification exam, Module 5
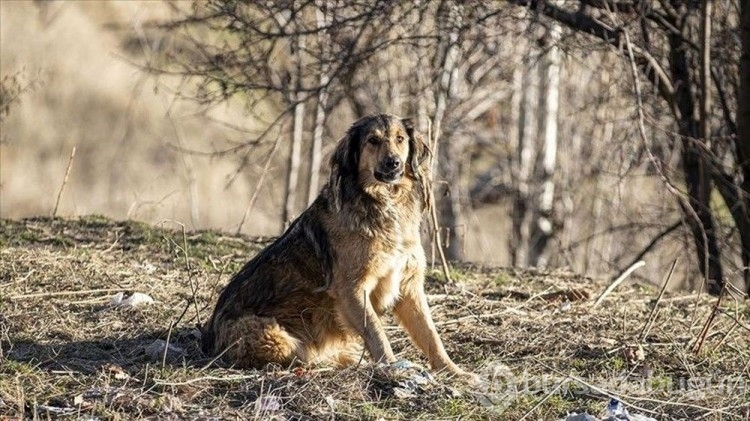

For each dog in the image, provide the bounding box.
[201,113,473,379]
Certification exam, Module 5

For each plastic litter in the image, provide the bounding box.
[110,292,154,308]
[559,399,658,421]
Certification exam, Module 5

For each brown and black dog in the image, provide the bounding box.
[201,113,473,378]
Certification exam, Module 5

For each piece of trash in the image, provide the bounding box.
[82,387,123,404]
[254,396,281,412]
[392,386,416,399]
[561,413,600,421]
[558,301,572,312]
[603,399,657,421]
[561,399,657,421]
[144,339,184,361]
[110,292,154,308]
[390,359,418,370]
[37,405,75,415]
[606,399,629,419]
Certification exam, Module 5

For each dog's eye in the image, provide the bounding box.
[396,135,405,143]
[367,137,380,145]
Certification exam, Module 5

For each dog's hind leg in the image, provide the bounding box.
[215,315,301,368]
[331,338,364,367]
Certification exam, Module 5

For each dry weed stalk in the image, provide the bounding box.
[638,258,678,341]
[52,145,76,218]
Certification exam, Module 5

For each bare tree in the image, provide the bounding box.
[508,0,745,294]
[529,22,561,267]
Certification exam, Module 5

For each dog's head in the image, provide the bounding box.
[329,114,430,210]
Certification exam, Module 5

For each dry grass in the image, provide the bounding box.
[0,216,748,420]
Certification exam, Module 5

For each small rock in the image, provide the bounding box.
[144,339,184,361]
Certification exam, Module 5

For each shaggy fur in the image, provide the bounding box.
[201,114,472,377]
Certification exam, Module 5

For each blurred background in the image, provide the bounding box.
[1,1,747,294]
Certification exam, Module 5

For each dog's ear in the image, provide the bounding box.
[329,124,361,212]
[402,118,430,176]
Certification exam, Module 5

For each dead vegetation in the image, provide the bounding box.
[0,216,748,420]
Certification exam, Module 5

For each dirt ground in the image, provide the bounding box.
[0,216,748,420]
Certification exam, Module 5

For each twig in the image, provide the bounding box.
[52,145,76,218]
[153,374,260,386]
[237,132,284,234]
[540,364,660,416]
[199,339,240,371]
[157,220,201,326]
[434,287,552,326]
[162,320,174,368]
[617,221,681,279]
[633,293,706,304]
[180,223,201,326]
[716,308,750,335]
[518,378,568,421]
[639,258,678,341]
[592,260,645,308]
[10,288,123,300]
[692,283,725,354]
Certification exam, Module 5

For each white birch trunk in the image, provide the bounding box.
[307,5,330,205]
[283,35,305,227]
[529,24,560,266]
[529,23,561,267]
[511,48,539,266]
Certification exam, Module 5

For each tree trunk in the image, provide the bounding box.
[737,0,750,293]
[283,35,305,227]
[511,49,539,266]
[668,29,724,295]
[432,3,464,261]
[529,23,561,267]
[307,5,330,205]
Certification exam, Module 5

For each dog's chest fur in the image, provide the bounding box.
[347,187,423,312]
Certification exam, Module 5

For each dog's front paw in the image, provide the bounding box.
[437,363,481,384]
[453,369,481,385]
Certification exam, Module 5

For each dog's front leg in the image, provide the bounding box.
[336,285,397,364]
[394,272,474,378]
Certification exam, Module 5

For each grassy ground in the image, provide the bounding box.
[0,216,748,420]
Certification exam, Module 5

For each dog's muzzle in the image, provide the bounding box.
[375,156,404,184]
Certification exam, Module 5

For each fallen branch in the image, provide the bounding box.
[592,261,646,308]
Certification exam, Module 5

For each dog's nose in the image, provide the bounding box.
[384,156,402,170]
